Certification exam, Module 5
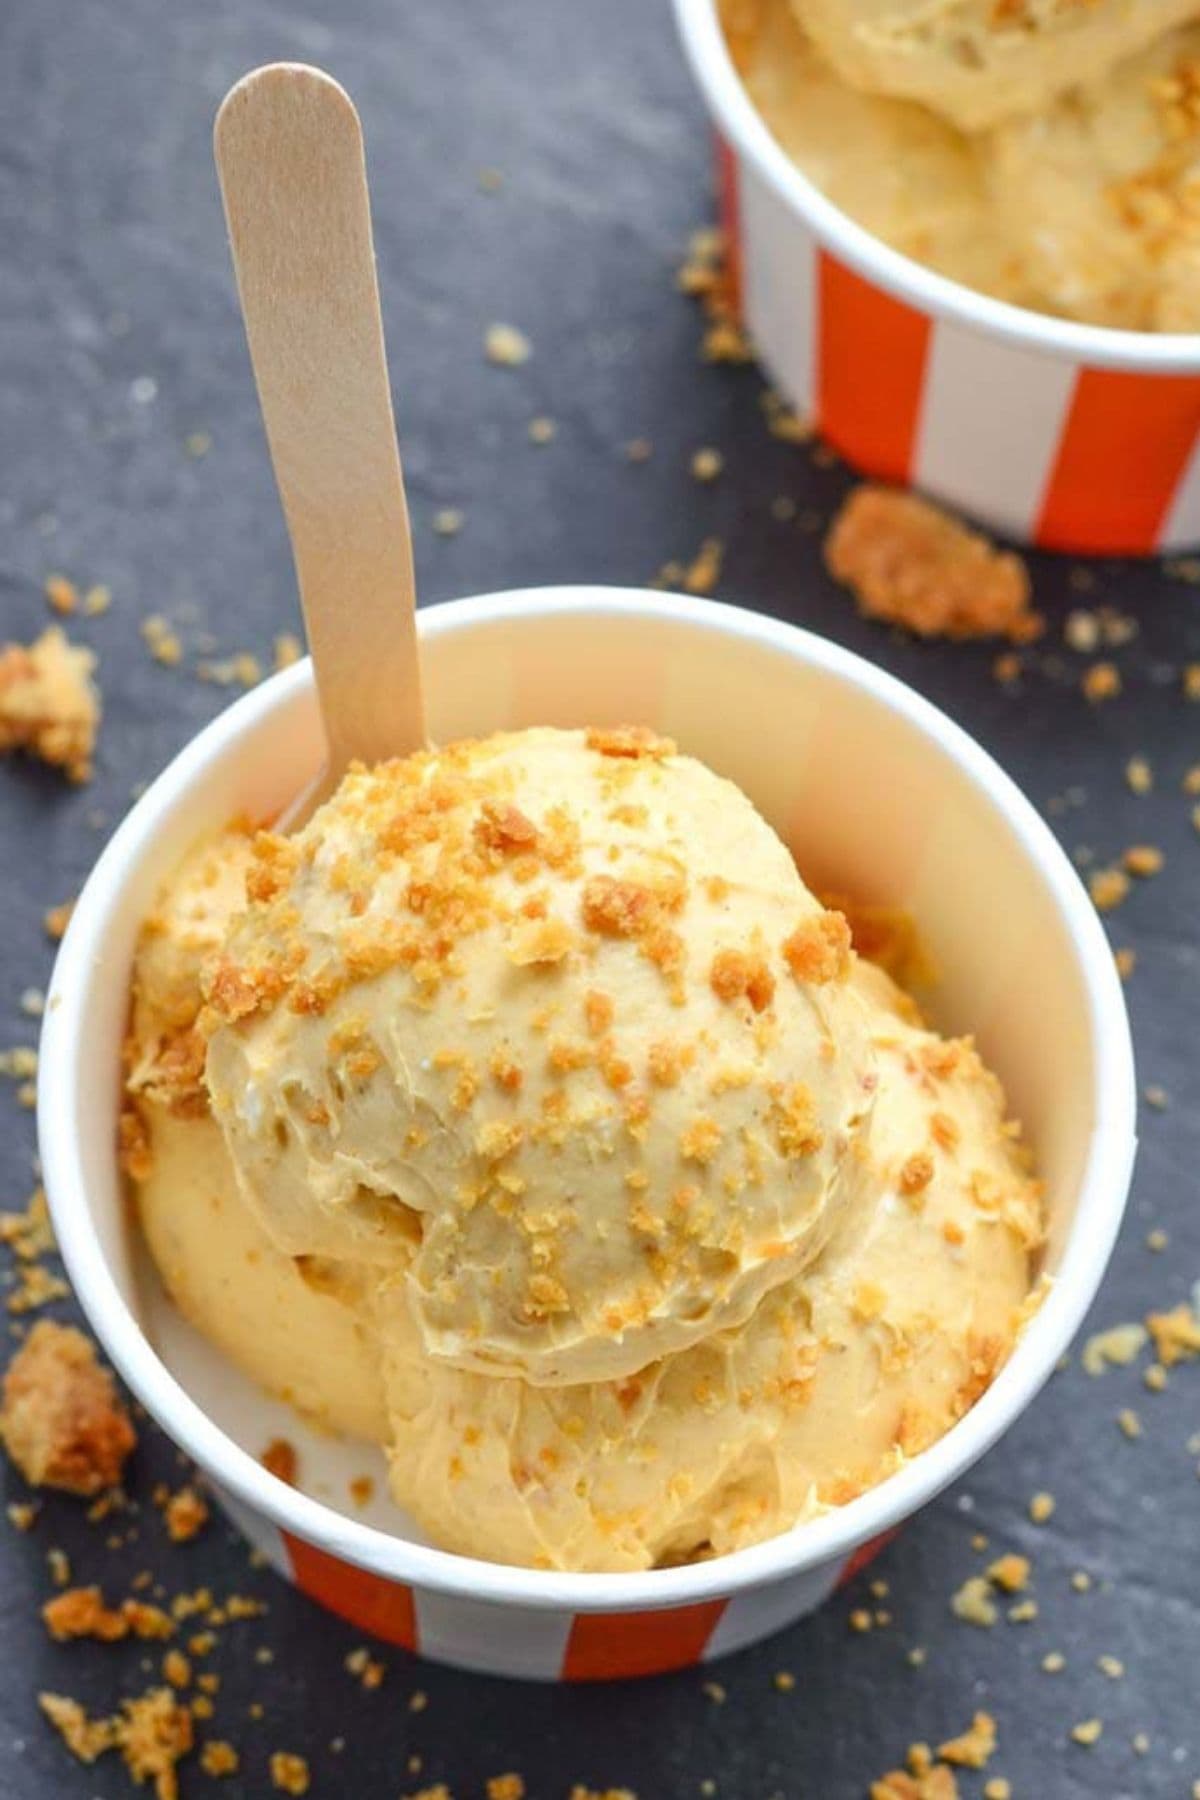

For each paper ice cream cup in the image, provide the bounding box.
[674,0,1200,556]
[39,587,1135,1679]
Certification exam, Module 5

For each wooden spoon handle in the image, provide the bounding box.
[214,63,425,798]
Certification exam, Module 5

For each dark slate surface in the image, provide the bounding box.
[1,0,1198,1795]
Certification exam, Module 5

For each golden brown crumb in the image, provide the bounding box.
[6,1259,69,1313]
[678,226,751,364]
[1117,1406,1142,1439]
[120,1688,194,1799]
[985,1553,1029,1593]
[950,1575,997,1627]
[273,633,302,671]
[585,725,675,760]
[270,1752,311,1794]
[1071,1719,1103,1746]
[195,652,262,689]
[782,910,853,984]
[761,391,813,444]
[39,1692,118,1764]
[937,1714,997,1769]
[899,1151,935,1197]
[200,1739,240,1776]
[683,536,723,595]
[345,1645,386,1690]
[506,916,575,966]
[124,1601,175,1640]
[1114,947,1136,981]
[162,1649,191,1689]
[1088,867,1130,912]
[261,1438,298,1485]
[581,876,659,939]
[1082,661,1121,702]
[1081,1321,1146,1374]
[709,947,775,1012]
[583,990,615,1037]
[769,1082,823,1157]
[0,1187,55,1260]
[1029,1490,1056,1524]
[679,1114,723,1164]
[691,447,723,481]
[349,1474,375,1507]
[1146,1302,1200,1366]
[43,1586,131,1643]
[646,1038,693,1087]
[1,1321,135,1494]
[162,1486,209,1543]
[0,627,100,780]
[870,1762,959,1799]
[929,1111,959,1152]
[825,487,1038,644]
[486,1778,526,1800]
[44,574,79,615]
[983,1781,1011,1800]
[474,800,540,854]
[141,615,183,668]
[488,1046,524,1091]
[118,1105,155,1182]
[44,898,75,940]
[1123,844,1163,877]
[1125,756,1153,794]
[42,1687,193,1799]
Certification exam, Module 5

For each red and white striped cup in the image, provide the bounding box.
[675,0,1200,555]
[40,589,1135,1679]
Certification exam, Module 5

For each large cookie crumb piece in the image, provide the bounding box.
[826,487,1040,645]
[0,626,100,781]
[1,1319,136,1495]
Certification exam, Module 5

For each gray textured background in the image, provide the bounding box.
[1,0,1198,1795]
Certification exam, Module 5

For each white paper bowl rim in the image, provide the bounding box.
[673,0,1200,375]
[40,585,1136,1615]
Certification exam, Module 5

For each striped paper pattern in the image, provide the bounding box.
[719,140,1200,555]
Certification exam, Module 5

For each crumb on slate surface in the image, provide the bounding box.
[0,626,100,781]
[824,487,1040,644]
[1,1320,136,1495]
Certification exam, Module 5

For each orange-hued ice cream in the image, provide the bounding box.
[125,726,1041,1571]
[725,0,1200,332]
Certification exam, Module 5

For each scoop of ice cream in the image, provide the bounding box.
[785,0,1200,133]
[203,727,877,1387]
[984,26,1200,332]
[726,0,1019,303]
[375,961,1042,1570]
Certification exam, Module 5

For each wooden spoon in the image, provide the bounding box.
[214,63,425,824]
